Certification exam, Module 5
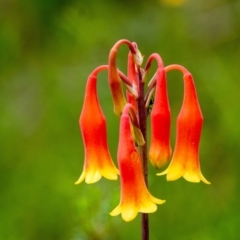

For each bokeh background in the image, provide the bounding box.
[1,0,239,239]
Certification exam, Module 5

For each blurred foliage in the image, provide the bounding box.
[1,0,240,239]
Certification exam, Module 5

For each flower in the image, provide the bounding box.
[75,67,119,184]
[110,104,165,222]
[149,68,172,168]
[126,51,138,112]
[108,40,141,115]
[157,73,210,184]
[108,45,127,116]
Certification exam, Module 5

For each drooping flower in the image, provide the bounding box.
[75,66,119,184]
[149,68,172,168]
[126,51,138,112]
[110,104,165,222]
[108,40,142,115]
[158,70,210,184]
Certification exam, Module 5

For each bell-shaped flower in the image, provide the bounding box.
[110,104,165,222]
[75,66,119,184]
[149,68,172,169]
[158,72,210,184]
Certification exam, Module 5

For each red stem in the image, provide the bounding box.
[136,67,149,240]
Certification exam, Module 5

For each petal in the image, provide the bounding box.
[198,172,211,185]
[85,170,101,184]
[121,205,138,222]
[101,167,119,180]
[75,171,86,185]
[166,164,185,181]
[157,162,185,182]
[183,171,201,183]
[109,204,122,216]
[139,201,157,213]
[150,195,166,205]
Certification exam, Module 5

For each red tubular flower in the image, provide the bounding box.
[158,66,210,184]
[75,66,119,184]
[146,53,172,169]
[110,104,165,222]
[149,68,172,168]
[126,51,138,112]
[108,40,142,115]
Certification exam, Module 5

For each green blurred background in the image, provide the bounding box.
[1,0,239,239]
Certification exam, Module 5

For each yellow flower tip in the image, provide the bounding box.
[140,202,157,213]
[122,208,138,222]
[183,171,200,183]
[74,172,85,185]
[156,169,168,176]
[110,205,138,222]
[149,146,172,169]
[204,180,211,185]
[101,165,120,180]
[199,173,211,185]
[103,171,119,181]
[85,171,101,184]
[150,158,169,169]
[157,163,185,181]
[74,179,82,185]
[160,199,166,204]
[75,166,119,184]
[166,172,183,182]
[151,196,166,205]
[109,205,121,216]
[183,171,211,185]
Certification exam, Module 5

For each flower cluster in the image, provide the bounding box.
[75,39,210,222]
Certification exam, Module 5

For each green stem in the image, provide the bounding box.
[137,68,149,240]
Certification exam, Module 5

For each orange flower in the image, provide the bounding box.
[158,72,210,184]
[126,51,138,112]
[110,104,165,222]
[108,45,127,115]
[75,66,119,184]
[149,68,172,168]
[108,40,142,115]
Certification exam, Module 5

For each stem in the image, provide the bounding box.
[137,67,149,240]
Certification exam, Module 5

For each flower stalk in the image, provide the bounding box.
[136,67,150,240]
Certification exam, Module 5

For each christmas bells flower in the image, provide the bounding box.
[108,40,142,116]
[146,54,172,169]
[158,65,210,184]
[75,66,119,184]
[110,104,165,222]
[76,40,210,227]
[126,51,138,112]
